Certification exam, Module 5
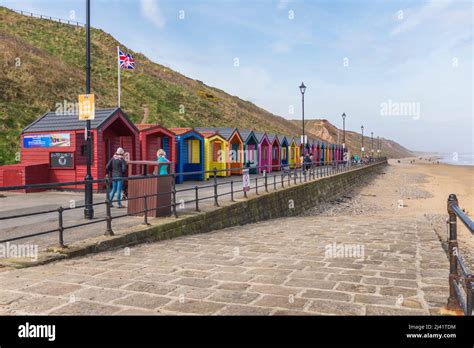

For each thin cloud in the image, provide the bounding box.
[277,0,291,10]
[140,0,165,28]
[391,0,453,36]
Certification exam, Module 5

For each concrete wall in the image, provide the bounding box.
[60,161,387,260]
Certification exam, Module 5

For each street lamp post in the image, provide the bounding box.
[84,0,94,220]
[361,125,364,156]
[342,113,346,150]
[299,82,306,155]
[377,136,380,158]
[371,131,374,155]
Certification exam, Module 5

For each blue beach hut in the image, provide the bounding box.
[169,128,205,184]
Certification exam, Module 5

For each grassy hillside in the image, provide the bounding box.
[0,6,412,165]
[290,119,413,158]
[0,6,305,164]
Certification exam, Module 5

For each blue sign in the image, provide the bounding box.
[23,134,70,148]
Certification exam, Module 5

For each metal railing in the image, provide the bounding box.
[12,9,85,27]
[0,158,387,248]
[446,194,474,316]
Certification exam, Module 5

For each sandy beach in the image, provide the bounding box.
[305,157,474,271]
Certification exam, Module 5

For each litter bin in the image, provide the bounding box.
[126,161,174,217]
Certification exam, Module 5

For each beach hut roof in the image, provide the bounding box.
[239,129,256,142]
[169,127,193,135]
[277,135,288,144]
[198,130,219,138]
[267,134,278,143]
[215,127,240,141]
[22,107,138,133]
[253,131,268,143]
[136,123,176,135]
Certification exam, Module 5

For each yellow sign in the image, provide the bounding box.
[78,94,95,120]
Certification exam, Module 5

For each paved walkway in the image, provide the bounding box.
[0,165,334,250]
[0,213,448,315]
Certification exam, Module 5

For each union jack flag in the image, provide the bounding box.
[119,49,135,69]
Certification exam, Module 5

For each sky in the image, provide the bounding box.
[2,0,473,154]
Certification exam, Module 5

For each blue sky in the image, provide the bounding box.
[2,0,473,153]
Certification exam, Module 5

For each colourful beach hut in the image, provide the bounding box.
[240,130,259,174]
[197,127,244,175]
[320,142,326,165]
[294,137,302,168]
[288,136,298,169]
[267,134,281,172]
[315,141,321,165]
[219,128,244,175]
[308,139,316,160]
[279,135,289,169]
[327,143,332,164]
[198,130,228,180]
[9,107,139,191]
[169,128,204,184]
[137,124,176,173]
[254,132,272,173]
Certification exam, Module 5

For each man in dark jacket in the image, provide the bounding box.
[106,147,127,208]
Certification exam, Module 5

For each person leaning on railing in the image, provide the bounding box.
[106,147,127,208]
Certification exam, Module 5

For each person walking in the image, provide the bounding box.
[156,149,170,175]
[106,147,127,208]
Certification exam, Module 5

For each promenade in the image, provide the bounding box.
[0,161,453,315]
[0,165,334,251]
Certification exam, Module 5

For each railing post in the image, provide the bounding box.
[264,170,268,192]
[255,177,259,195]
[230,180,235,202]
[143,194,150,225]
[57,207,65,248]
[447,193,460,311]
[213,168,219,206]
[172,174,178,218]
[273,174,276,191]
[281,171,284,188]
[195,186,200,211]
[104,175,114,236]
[294,168,297,185]
[466,278,473,316]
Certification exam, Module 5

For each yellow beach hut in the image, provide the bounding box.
[199,130,228,180]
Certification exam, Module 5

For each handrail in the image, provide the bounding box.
[446,193,474,316]
[0,158,387,248]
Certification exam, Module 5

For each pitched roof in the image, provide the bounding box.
[168,127,194,136]
[253,131,268,143]
[22,107,128,133]
[277,135,288,144]
[199,130,219,138]
[267,134,279,143]
[239,129,256,142]
[215,128,240,141]
[194,127,219,133]
[136,123,160,131]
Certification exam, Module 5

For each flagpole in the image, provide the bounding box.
[117,46,120,107]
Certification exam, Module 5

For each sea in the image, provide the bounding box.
[438,153,474,166]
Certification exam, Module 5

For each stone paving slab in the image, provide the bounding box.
[0,213,450,315]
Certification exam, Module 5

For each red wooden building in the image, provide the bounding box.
[0,107,139,191]
[137,124,176,166]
